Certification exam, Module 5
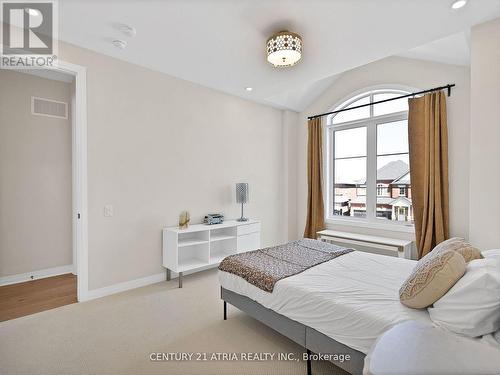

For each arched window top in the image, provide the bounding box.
[329,89,410,125]
[326,86,414,226]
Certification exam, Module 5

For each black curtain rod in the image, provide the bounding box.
[307,83,456,121]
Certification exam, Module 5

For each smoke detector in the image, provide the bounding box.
[119,25,137,37]
[112,40,127,49]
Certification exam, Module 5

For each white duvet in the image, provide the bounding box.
[219,250,432,354]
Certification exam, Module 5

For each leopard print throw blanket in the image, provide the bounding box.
[219,238,354,292]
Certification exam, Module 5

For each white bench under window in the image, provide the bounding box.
[317,229,414,259]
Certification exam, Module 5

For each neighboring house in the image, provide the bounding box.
[334,160,413,222]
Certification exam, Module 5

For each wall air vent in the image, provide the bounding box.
[31,96,68,119]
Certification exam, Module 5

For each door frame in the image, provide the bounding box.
[47,60,89,301]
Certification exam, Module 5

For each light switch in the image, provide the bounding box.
[104,204,113,217]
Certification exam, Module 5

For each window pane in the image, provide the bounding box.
[332,96,370,124]
[376,154,412,223]
[334,127,367,158]
[335,157,366,185]
[377,120,408,155]
[377,154,409,181]
[373,93,408,116]
[333,157,366,217]
[327,89,413,225]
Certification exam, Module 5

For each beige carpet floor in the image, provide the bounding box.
[0,268,347,375]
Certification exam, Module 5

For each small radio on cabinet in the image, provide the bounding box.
[204,213,224,225]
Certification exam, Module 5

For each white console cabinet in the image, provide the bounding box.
[162,220,260,287]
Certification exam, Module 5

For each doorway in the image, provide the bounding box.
[0,61,88,321]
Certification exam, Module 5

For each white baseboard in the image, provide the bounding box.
[0,265,74,286]
[83,264,219,302]
[85,272,166,301]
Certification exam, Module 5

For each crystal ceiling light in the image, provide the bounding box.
[266,31,302,68]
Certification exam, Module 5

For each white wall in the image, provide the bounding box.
[469,18,500,250]
[6,30,493,290]
[295,56,471,242]
[282,110,299,241]
[57,42,286,291]
[0,70,72,277]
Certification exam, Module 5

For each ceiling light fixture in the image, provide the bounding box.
[451,0,467,9]
[266,31,302,68]
[112,39,127,49]
[245,87,253,92]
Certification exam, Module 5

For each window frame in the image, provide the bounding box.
[325,90,414,233]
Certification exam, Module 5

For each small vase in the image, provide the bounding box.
[179,211,190,229]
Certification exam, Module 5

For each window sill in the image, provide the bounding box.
[325,217,415,234]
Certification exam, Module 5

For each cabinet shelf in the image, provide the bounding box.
[178,239,209,248]
[178,258,209,272]
[163,220,261,286]
[210,253,229,265]
[210,235,236,242]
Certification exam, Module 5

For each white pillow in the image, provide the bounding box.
[428,258,500,337]
[482,249,500,259]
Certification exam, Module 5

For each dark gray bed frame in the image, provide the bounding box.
[221,287,366,375]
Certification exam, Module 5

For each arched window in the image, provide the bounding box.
[326,89,414,227]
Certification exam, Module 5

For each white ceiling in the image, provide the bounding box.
[398,31,471,67]
[59,1,500,111]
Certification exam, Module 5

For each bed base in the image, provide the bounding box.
[221,287,365,375]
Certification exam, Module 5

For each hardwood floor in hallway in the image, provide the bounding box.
[0,274,77,322]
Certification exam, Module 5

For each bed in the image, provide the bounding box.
[219,245,433,375]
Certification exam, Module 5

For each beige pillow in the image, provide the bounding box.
[399,250,466,309]
[433,237,483,263]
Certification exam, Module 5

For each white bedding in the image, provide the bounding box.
[219,250,432,354]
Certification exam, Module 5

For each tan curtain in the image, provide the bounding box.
[408,91,449,259]
[304,117,325,239]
